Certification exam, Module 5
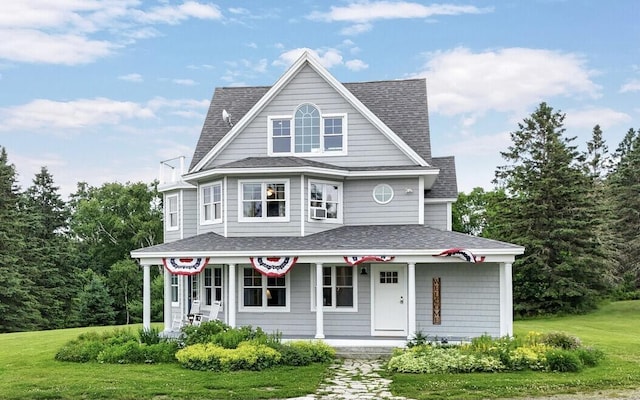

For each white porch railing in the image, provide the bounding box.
[159,156,188,185]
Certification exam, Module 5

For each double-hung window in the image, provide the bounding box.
[166,194,178,231]
[239,180,289,221]
[314,266,356,311]
[201,182,222,224]
[268,104,346,155]
[241,267,289,311]
[170,274,179,304]
[309,180,342,222]
[204,266,222,305]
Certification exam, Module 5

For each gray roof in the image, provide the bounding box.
[133,225,522,255]
[189,78,432,170]
[426,156,458,199]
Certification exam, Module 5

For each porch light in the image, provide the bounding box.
[360,266,368,275]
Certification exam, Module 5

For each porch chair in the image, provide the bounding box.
[171,313,185,331]
[195,301,222,325]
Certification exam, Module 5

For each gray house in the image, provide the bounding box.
[131,51,523,346]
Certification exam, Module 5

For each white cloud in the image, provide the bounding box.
[0,98,155,132]
[620,79,640,93]
[0,1,223,65]
[273,47,344,69]
[413,47,600,116]
[172,78,197,86]
[309,1,490,22]
[564,107,632,130]
[341,23,372,35]
[345,59,369,71]
[119,73,143,82]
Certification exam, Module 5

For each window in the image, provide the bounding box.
[191,274,200,301]
[268,105,346,156]
[201,183,222,224]
[239,180,289,221]
[373,184,394,204]
[242,267,289,311]
[314,266,357,311]
[309,181,342,222]
[166,194,178,230]
[171,274,178,303]
[204,266,222,306]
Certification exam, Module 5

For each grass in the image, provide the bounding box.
[390,300,640,399]
[0,324,328,400]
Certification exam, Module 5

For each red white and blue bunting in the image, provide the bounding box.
[162,258,210,275]
[433,248,485,263]
[250,257,299,277]
[343,256,395,266]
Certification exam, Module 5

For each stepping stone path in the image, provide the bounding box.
[287,358,412,400]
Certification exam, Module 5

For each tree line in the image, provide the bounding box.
[453,103,640,316]
[0,146,164,332]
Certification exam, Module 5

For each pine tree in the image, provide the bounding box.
[76,269,116,326]
[0,147,41,332]
[493,103,607,315]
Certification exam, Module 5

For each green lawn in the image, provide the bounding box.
[390,300,640,399]
[0,324,327,400]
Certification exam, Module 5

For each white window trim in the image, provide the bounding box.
[238,179,290,222]
[267,109,348,157]
[200,181,223,225]
[204,265,224,309]
[373,184,394,205]
[170,274,179,306]
[310,265,358,312]
[308,179,343,224]
[239,266,291,312]
[165,193,179,231]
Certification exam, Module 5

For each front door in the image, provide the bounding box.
[372,264,407,336]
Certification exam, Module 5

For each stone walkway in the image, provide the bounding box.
[286,358,411,400]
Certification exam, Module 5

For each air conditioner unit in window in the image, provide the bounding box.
[310,207,327,220]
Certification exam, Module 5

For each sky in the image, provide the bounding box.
[1,1,639,197]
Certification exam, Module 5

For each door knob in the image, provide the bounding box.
[400,296,404,304]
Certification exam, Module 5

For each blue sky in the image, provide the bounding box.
[1,1,639,197]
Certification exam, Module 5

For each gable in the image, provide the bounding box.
[190,52,432,173]
[205,65,414,168]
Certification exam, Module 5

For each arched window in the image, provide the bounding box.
[294,104,320,153]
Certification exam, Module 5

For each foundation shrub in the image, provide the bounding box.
[273,341,336,366]
[175,342,281,371]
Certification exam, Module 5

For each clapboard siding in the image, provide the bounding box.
[415,263,501,338]
[209,65,413,168]
[323,270,371,336]
[182,189,198,238]
[424,202,448,230]
[344,178,420,225]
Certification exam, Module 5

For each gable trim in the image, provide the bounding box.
[191,51,429,173]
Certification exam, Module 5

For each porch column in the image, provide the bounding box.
[499,263,513,336]
[315,263,324,339]
[142,263,151,330]
[228,264,237,328]
[407,262,416,339]
[163,269,171,331]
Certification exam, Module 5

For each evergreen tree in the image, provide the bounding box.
[608,128,640,288]
[493,103,607,315]
[0,147,41,332]
[22,167,80,329]
[76,269,116,326]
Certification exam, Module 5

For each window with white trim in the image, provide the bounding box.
[309,180,342,222]
[201,182,222,224]
[241,267,289,311]
[312,266,357,311]
[204,266,223,305]
[171,274,178,303]
[268,104,346,155]
[191,274,200,301]
[239,180,289,221]
[166,194,179,230]
[373,184,394,204]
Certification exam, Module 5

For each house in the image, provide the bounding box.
[130,51,524,345]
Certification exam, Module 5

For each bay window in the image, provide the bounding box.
[239,180,289,221]
[166,194,178,230]
[201,182,222,224]
[309,180,342,222]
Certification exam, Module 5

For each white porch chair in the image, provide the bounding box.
[171,313,185,331]
[195,301,221,325]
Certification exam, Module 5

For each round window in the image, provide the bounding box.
[373,184,394,204]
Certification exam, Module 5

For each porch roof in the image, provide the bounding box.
[131,225,523,258]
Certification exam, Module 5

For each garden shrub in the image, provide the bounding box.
[181,320,229,345]
[138,327,162,345]
[541,332,581,350]
[55,339,106,362]
[175,342,281,371]
[272,341,336,366]
[97,341,145,364]
[387,345,504,374]
[575,347,605,367]
[545,349,583,372]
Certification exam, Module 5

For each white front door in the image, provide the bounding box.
[372,264,407,336]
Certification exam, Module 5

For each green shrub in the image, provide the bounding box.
[175,342,281,371]
[542,332,581,350]
[97,341,145,364]
[138,327,162,345]
[545,349,583,372]
[55,340,106,362]
[575,347,605,367]
[387,345,504,374]
[181,320,229,345]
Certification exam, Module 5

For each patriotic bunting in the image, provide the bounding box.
[162,258,210,275]
[343,256,395,266]
[433,248,485,263]
[250,257,298,277]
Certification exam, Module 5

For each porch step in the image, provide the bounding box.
[333,346,397,359]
